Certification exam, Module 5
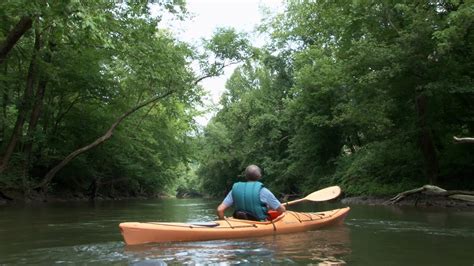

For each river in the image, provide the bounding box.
[0,198,473,265]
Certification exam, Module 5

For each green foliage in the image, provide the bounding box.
[197,0,474,197]
[0,0,202,198]
[334,139,424,196]
[196,52,294,196]
[205,28,252,61]
[197,28,255,80]
[2,0,472,200]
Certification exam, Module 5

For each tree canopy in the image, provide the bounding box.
[1,0,472,201]
[197,0,474,197]
[0,0,206,199]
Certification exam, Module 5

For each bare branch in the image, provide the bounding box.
[194,60,240,85]
[453,136,474,144]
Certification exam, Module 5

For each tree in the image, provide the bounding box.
[0,0,205,199]
[198,0,474,197]
[197,51,294,196]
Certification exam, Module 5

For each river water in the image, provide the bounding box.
[0,198,473,265]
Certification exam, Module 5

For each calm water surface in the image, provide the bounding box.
[0,198,473,265]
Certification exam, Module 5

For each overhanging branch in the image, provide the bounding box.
[35,90,175,190]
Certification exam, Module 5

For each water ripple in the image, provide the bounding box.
[347,218,474,237]
[0,227,351,265]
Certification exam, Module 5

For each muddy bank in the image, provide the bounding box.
[0,189,170,205]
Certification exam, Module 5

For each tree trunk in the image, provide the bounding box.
[23,78,48,170]
[415,91,439,184]
[0,16,33,65]
[88,177,130,201]
[51,94,82,136]
[0,29,41,174]
[88,177,102,201]
[38,94,81,166]
[22,38,51,174]
[34,90,175,191]
[1,62,8,144]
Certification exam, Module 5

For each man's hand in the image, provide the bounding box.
[276,204,286,214]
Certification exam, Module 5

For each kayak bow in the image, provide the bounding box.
[119,207,350,245]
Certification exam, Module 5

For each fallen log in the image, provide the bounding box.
[386,185,474,205]
[453,136,474,144]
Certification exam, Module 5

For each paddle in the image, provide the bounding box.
[285,186,341,206]
[188,222,219,227]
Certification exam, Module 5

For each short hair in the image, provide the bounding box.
[245,165,262,181]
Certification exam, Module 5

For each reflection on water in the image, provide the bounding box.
[1,199,473,265]
[349,218,474,237]
[1,227,350,265]
[125,226,351,265]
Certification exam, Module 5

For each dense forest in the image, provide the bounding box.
[0,0,473,201]
[196,0,474,197]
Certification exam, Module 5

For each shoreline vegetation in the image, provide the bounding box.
[2,190,473,210]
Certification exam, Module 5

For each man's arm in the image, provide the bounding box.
[216,203,228,220]
[261,188,286,214]
[216,191,233,219]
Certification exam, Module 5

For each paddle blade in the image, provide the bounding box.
[305,186,341,202]
[188,222,219,227]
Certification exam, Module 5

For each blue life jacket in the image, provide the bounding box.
[231,181,268,221]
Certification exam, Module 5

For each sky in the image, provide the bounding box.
[151,0,284,125]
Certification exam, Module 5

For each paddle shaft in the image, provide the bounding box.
[283,186,341,207]
[285,198,305,206]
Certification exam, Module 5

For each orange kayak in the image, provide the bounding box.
[119,207,350,245]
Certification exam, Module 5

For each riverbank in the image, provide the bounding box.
[2,189,474,210]
[0,189,171,205]
[3,197,473,211]
[341,195,474,209]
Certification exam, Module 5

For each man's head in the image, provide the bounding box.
[245,165,262,181]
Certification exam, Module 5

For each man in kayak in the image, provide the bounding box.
[217,164,286,221]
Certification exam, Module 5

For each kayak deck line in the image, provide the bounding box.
[145,222,223,228]
[131,209,343,230]
[222,217,260,229]
[146,221,258,229]
[222,210,329,225]
[286,211,327,222]
[119,207,350,245]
